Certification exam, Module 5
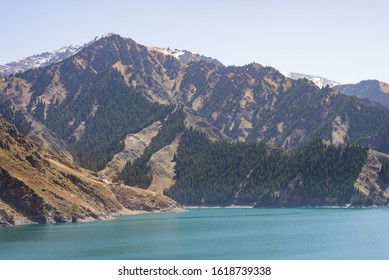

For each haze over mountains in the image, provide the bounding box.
[1,33,389,225]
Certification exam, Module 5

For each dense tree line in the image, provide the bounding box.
[336,96,389,153]
[166,128,272,205]
[116,107,186,188]
[33,99,46,123]
[0,99,32,135]
[165,129,368,206]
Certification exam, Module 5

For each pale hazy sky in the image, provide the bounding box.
[1,0,388,84]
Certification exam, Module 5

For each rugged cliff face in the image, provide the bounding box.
[0,116,181,226]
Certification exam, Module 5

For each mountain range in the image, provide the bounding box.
[2,35,388,108]
[1,33,389,225]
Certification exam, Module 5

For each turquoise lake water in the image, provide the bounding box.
[1,208,389,259]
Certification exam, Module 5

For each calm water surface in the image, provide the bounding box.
[1,208,388,259]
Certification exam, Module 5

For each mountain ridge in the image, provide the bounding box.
[2,33,389,153]
[335,80,389,108]
[2,33,389,213]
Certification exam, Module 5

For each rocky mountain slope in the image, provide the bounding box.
[2,33,389,207]
[0,116,181,226]
[335,80,389,107]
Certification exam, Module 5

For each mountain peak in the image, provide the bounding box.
[92,32,120,42]
[0,33,126,77]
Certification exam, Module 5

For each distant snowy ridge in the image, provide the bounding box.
[0,33,121,77]
[282,71,341,88]
[0,45,82,77]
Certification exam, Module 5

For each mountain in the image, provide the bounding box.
[0,115,181,226]
[282,71,341,88]
[0,34,223,78]
[0,45,82,77]
[2,33,389,209]
[0,33,125,77]
[335,80,389,107]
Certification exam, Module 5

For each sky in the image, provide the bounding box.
[1,0,388,84]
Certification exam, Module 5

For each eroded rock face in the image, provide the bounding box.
[353,150,389,206]
[148,134,181,194]
[98,121,161,179]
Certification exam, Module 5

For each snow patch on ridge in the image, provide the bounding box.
[92,33,118,42]
[282,71,341,88]
[147,46,186,59]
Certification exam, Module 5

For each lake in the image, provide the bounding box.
[1,208,388,259]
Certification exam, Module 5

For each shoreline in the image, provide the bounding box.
[1,206,185,228]
[185,205,389,209]
[184,205,254,209]
[2,204,387,228]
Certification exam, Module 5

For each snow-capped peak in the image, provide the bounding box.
[281,71,341,88]
[92,32,118,42]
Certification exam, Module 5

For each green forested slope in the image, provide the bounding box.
[166,129,368,206]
